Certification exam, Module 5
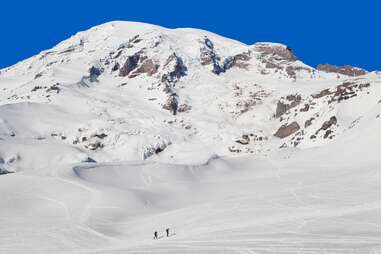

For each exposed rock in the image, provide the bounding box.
[312,88,332,99]
[34,73,43,79]
[31,86,43,92]
[223,52,251,71]
[46,83,60,94]
[163,93,179,115]
[88,141,103,150]
[199,37,226,75]
[274,121,300,138]
[236,135,250,145]
[142,138,172,160]
[92,133,108,139]
[317,64,367,77]
[200,37,219,66]
[111,62,120,71]
[324,130,334,139]
[285,66,297,79]
[300,103,310,112]
[118,35,142,50]
[275,94,302,118]
[162,53,187,86]
[130,59,159,78]
[89,66,103,82]
[255,43,298,62]
[304,117,315,128]
[119,53,141,77]
[330,82,358,103]
[178,103,192,113]
[321,116,337,131]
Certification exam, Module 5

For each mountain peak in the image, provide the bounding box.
[0,21,380,163]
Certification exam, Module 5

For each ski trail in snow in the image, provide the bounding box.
[51,164,117,242]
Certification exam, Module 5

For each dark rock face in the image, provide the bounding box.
[119,53,141,77]
[162,53,187,85]
[163,93,179,115]
[199,37,225,75]
[300,103,310,112]
[200,37,218,65]
[223,52,251,71]
[89,66,103,82]
[321,116,337,131]
[312,88,331,99]
[34,73,43,79]
[274,121,300,138]
[330,82,369,103]
[46,83,60,94]
[317,64,367,77]
[111,62,120,72]
[132,59,159,77]
[200,37,251,75]
[304,117,315,128]
[275,94,302,118]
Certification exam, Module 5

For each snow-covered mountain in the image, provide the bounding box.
[1,21,381,253]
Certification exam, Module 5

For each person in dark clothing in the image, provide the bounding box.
[166,228,170,237]
[154,231,158,239]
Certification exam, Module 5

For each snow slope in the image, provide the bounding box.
[0,21,381,253]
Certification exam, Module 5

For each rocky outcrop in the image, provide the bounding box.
[274,121,300,138]
[89,66,103,82]
[317,64,367,77]
[223,51,251,71]
[255,43,298,62]
[200,37,219,65]
[275,94,302,118]
[111,62,120,72]
[312,88,331,99]
[118,35,142,50]
[329,82,370,103]
[130,59,159,78]
[163,93,179,115]
[304,117,315,128]
[311,82,370,103]
[321,116,337,131]
[119,53,141,77]
[200,37,251,75]
[178,103,192,113]
[236,134,250,145]
[254,43,312,79]
[142,137,172,160]
[313,116,337,139]
[78,65,104,87]
[46,83,61,94]
[162,53,187,85]
[199,37,225,75]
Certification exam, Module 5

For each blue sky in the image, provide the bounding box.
[1,1,379,70]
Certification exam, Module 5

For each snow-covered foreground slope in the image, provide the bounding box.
[1,21,381,253]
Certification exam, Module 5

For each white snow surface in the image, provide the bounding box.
[1,21,381,253]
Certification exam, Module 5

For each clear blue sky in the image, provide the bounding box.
[1,1,379,70]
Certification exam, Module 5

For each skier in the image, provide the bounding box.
[154,231,158,240]
[166,228,170,237]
